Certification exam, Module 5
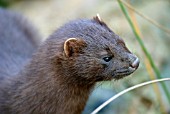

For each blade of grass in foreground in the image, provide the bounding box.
[127,0,166,112]
[91,78,170,114]
[117,0,170,103]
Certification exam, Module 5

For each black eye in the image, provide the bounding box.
[103,56,112,62]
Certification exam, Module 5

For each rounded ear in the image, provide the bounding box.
[64,38,86,57]
[93,14,107,26]
[95,13,102,21]
[93,14,112,32]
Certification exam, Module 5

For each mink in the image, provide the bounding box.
[0,8,139,114]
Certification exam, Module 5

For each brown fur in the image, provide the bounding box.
[0,9,139,114]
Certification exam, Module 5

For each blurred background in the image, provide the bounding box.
[0,0,170,113]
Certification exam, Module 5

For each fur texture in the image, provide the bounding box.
[0,9,139,114]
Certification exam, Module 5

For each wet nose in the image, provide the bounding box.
[131,58,140,69]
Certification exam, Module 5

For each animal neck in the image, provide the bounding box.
[8,57,95,114]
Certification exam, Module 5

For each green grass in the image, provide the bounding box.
[0,0,13,7]
[117,0,170,104]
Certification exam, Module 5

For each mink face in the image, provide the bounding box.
[44,16,140,84]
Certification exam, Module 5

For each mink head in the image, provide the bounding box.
[43,15,139,84]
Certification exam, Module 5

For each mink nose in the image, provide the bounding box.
[131,58,140,69]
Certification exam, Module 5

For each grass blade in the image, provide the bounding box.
[91,78,170,114]
[120,0,170,35]
[117,0,170,103]
[127,0,166,112]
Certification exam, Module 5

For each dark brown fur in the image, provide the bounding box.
[0,9,139,114]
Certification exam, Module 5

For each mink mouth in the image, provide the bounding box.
[112,67,136,80]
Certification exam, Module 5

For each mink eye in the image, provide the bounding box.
[103,56,112,62]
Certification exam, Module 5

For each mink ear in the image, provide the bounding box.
[93,14,102,22]
[93,14,112,32]
[64,38,86,57]
[93,14,108,27]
